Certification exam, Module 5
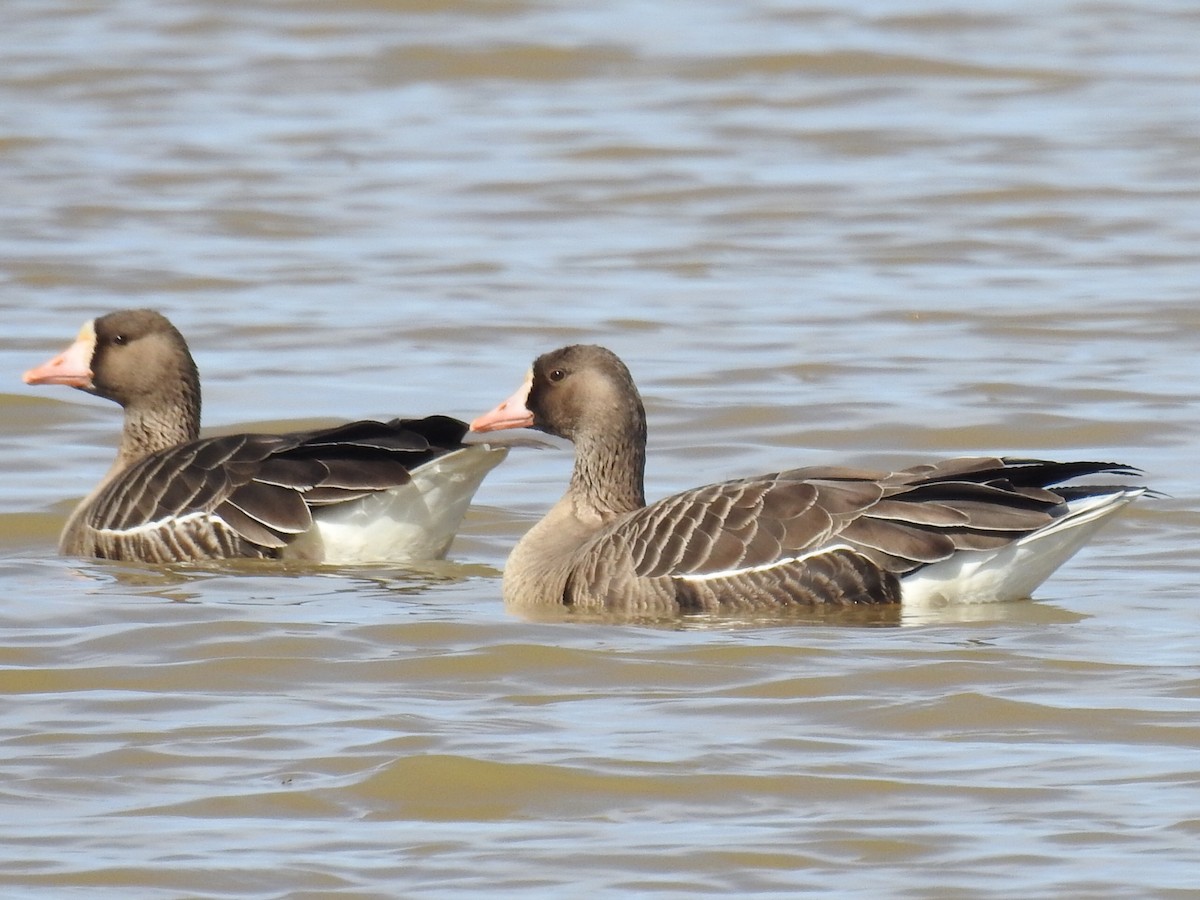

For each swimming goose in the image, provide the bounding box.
[23,309,507,564]
[471,344,1144,613]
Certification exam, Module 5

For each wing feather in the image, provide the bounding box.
[565,456,1138,609]
[80,415,478,559]
[212,502,293,548]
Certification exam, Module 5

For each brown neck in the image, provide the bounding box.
[112,379,201,473]
[568,416,647,521]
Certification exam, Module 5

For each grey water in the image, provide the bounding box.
[1,1,1198,896]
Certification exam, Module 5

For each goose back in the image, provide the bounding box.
[559,457,1140,613]
[65,415,504,564]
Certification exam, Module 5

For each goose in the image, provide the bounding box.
[23,309,507,564]
[470,344,1144,613]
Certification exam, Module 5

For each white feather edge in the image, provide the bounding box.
[671,544,860,583]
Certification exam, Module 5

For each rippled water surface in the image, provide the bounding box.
[2,1,1198,896]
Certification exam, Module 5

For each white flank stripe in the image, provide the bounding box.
[97,510,215,538]
[672,544,860,583]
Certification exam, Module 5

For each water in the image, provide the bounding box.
[1,1,1198,896]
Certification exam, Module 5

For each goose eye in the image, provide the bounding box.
[112,334,127,346]
[548,368,566,382]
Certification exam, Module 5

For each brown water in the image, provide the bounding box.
[2,1,1198,896]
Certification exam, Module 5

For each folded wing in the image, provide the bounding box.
[565,458,1138,609]
[81,415,480,561]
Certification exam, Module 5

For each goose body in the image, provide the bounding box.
[471,344,1143,614]
[24,309,506,565]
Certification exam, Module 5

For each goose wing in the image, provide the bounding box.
[567,458,1136,608]
[84,415,472,559]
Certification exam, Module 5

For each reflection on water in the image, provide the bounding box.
[507,596,1086,629]
[1,0,1198,896]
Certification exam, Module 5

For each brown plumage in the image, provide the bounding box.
[472,344,1144,614]
[24,309,507,564]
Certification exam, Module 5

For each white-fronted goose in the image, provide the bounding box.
[24,309,507,564]
[471,344,1144,613]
